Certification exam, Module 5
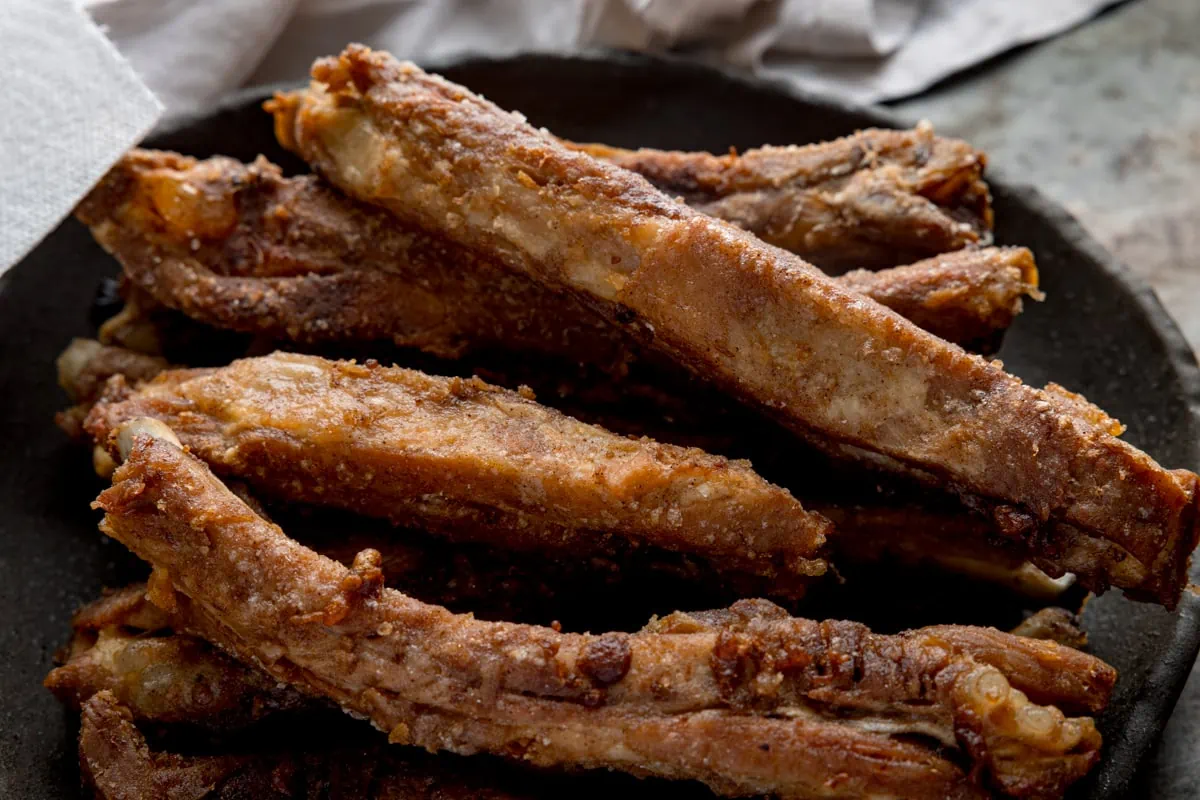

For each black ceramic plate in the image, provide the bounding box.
[1,52,1198,799]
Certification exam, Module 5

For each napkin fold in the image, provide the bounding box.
[0,0,161,275]
[87,0,1124,116]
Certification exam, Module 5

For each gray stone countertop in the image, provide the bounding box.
[894,1,1199,795]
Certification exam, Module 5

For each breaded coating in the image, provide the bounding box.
[93,430,1110,798]
[271,47,1198,605]
[570,124,992,271]
[85,352,831,591]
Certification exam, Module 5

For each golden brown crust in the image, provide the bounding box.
[93,433,1108,797]
[571,124,993,271]
[274,47,1198,606]
[84,353,831,592]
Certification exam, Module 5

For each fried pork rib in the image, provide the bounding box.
[273,46,1199,605]
[571,125,992,271]
[77,693,561,800]
[57,594,1107,799]
[85,352,831,592]
[837,248,1039,355]
[77,150,1032,371]
[75,691,722,800]
[50,588,310,730]
[50,586,1110,736]
[60,340,1075,603]
[93,427,1109,798]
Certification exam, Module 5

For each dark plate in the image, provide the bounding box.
[1,52,1198,799]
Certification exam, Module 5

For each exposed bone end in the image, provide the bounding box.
[57,339,104,401]
[114,418,181,462]
[98,303,162,355]
[264,92,303,153]
[1009,564,1075,600]
[1004,247,1044,302]
[93,446,117,479]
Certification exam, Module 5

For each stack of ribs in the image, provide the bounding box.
[46,44,1199,800]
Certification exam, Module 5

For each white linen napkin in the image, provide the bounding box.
[0,0,160,275]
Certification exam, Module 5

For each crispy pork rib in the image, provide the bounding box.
[78,692,255,800]
[93,427,1109,798]
[85,352,831,591]
[78,691,608,800]
[50,589,310,730]
[272,47,1199,606]
[61,339,1069,601]
[50,584,1109,739]
[837,248,1039,355]
[77,150,1030,365]
[77,150,634,374]
[570,125,992,271]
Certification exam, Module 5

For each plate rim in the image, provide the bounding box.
[96,48,1200,797]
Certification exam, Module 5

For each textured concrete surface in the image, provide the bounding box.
[896,1,1200,795]
[896,0,1200,352]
